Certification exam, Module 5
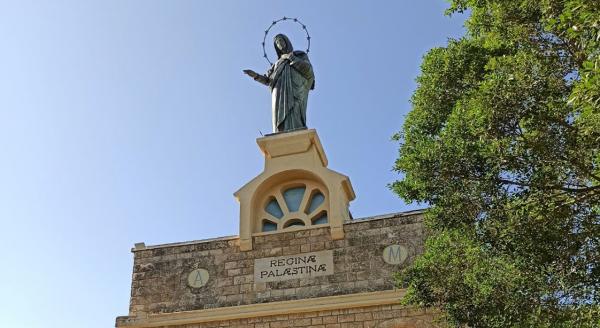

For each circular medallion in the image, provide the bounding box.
[382,245,408,265]
[187,268,210,288]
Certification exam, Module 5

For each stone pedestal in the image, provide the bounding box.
[234,129,355,251]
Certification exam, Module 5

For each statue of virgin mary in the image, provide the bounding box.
[244,34,315,133]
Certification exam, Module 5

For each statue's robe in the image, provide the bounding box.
[267,35,315,133]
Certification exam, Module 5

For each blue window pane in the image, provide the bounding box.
[306,191,325,214]
[283,186,305,212]
[262,221,278,232]
[312,212,328,225]
[285,219,305,228]
[265,198,284,219]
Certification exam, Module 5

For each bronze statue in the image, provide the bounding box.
[244,34,315,133]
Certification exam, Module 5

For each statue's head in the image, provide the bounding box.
[274,34,293,58]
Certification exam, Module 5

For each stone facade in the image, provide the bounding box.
[115,130,436,327]
[140,304,436,328]
[116,211,429,327]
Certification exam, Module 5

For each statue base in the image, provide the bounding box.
[234,129,355,251]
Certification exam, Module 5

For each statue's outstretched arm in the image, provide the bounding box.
[243,69,270,86]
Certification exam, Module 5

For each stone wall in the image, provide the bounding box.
[158,304,436,328]
[124,211,425,319]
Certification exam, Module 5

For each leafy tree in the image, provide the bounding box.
[392,1,599,327]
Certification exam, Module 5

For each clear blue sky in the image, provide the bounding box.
[0,1,465,327]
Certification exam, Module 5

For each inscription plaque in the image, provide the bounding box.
[254,250,334,283]
[187,268,209,288]
[382,245,408,265]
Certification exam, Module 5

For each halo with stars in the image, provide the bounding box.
[262,17,311,66]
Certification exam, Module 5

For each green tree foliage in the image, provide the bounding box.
[392,1,600,326]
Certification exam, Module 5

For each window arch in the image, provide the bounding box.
[257,179,329,233]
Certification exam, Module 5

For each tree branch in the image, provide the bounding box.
[496,178,600,193]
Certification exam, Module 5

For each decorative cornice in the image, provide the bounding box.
[116,289,406,327]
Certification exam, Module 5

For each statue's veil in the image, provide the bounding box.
[274,34,294,58]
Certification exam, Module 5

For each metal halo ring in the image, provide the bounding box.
[262,17,311,65]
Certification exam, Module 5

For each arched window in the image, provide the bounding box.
[258,180,329,233]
